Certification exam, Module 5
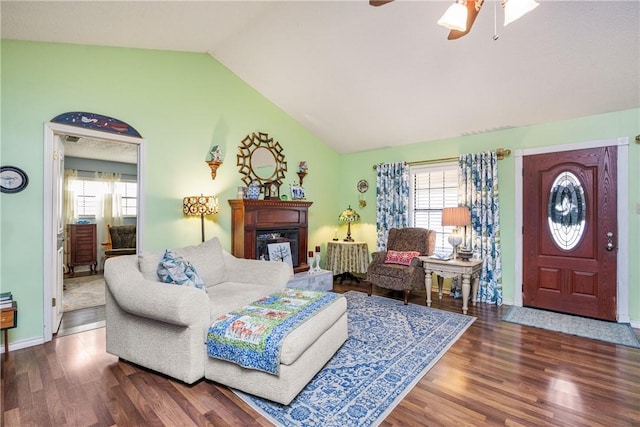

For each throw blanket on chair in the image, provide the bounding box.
[206,289,340,375]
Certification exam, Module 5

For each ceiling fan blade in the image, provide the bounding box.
[448,0,484,40]
[370,0,394,6]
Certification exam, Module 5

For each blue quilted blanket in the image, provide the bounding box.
[206,289,340,375]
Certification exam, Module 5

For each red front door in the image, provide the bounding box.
[523,146,617,320]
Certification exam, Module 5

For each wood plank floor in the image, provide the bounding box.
[57,305,106,337]
[2,279,639,426]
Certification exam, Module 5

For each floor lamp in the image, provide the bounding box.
[183,195,219,242]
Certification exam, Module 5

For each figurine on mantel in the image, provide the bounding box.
[290,182,305,200]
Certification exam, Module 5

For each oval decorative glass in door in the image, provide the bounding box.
[547,171,586,250]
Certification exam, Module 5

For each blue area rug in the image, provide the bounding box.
[503,306,640,348]
[234,290,475,426]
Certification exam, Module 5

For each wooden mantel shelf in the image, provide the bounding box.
[231,199,313,208]
[229,199,313,273]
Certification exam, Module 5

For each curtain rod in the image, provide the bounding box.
[72,169,137,179]
[372,148,511,170]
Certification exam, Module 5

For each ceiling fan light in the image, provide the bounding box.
[503,0,539,26]
[437,1,468,32]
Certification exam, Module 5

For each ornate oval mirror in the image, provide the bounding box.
[237,132,287,187]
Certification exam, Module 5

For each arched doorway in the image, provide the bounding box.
[43,112,146,341]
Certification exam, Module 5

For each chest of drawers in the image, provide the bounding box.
[67,223,97,276]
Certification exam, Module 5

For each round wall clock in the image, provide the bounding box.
[357,179,369,193]
[0,166,29,194]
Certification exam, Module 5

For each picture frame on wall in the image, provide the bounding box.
[0,166,29,194]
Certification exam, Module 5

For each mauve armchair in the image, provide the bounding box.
[366,227,436,304]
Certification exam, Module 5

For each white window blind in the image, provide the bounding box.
[73,179,100,217]
[115,181,137,217]
[71,178,137,218]
[409,162,459,256]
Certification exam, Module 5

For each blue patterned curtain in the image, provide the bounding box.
[375,162,409,251]
[459,151,503,305]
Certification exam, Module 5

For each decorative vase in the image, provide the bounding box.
[247,181,261,200]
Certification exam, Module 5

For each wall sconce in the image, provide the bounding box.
[338,205,361,242]
[183,195,219,242]
[206,145,223,180]
[297,161,308,186]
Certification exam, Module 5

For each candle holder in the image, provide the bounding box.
[308,251,315,274]
[314,246,321,272]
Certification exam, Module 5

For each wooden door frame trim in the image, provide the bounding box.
[43,122,146,342]
[514,137,630,324]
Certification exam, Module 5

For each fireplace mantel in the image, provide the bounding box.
[229,199,313,273]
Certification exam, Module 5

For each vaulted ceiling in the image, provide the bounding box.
[2,1,639,154]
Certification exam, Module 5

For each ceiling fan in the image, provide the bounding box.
[369,0,484,40]
[370,0,538,40]
[440,0,485,40]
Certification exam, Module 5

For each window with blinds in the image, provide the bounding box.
[409,162,459,256]
[72,179,137,218]
[74,180,100,217]
[115,181,137,217]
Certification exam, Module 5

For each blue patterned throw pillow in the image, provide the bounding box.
[157,249,206,291]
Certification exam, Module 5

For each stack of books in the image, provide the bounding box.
[0,292,13,309]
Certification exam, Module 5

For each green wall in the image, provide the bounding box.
[2,39,638,348]
[1,40,340,344]
[339,109,640,322]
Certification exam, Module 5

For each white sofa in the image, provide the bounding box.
[104,237,348,404]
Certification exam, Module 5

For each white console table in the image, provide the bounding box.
[419,257,483,314]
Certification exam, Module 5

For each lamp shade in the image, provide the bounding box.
[338,205,361,223]
[441,207,471,227]
[183,195,219,216]
[503,0,539,26]
[437,1,468,32]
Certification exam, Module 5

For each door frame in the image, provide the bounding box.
[514,136,630,323]
[43,122,146,342]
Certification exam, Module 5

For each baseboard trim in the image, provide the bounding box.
[0,336,45,354]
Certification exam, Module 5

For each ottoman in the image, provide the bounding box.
[204,293,348,405]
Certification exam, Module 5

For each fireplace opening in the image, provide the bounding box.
[256,228,300,268]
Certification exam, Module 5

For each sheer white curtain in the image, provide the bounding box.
[64,169,79,225]
[63,169,79,268]
[95,172,123,270]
